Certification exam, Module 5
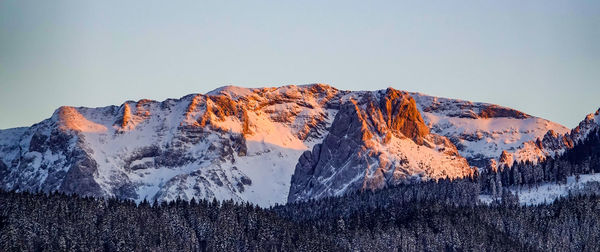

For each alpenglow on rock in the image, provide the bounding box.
[0,84,568,206]
[288,89,473,202]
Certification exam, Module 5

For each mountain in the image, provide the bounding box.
[0,84,568,206]
[410,93,569,169]
[495,108,600,169]
[288,88,473,202]
[477,107,600,205]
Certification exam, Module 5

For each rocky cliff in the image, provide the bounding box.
[0,84,569,205]
[288,89,473,202]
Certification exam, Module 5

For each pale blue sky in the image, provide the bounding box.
[1,0,598,129]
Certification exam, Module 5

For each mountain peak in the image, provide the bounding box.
[0,83,575,206]
[206,85,256,98]
[380,88,429,143]
[53,106,107,133]
[588,107,600,121]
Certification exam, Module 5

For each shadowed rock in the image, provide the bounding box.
[288,88,472,202]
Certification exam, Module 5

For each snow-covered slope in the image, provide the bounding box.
[508,173,600,206]
[0,84,338,207]
[479,107,600,206]
[0,84,573,205]
[570,108,600,143]
[410,93,569,168]
[495,108,600,168]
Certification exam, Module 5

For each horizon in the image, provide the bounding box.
[1,1,599,129]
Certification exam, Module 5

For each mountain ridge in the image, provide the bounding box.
[0,84,578,206]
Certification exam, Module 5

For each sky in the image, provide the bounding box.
[1,0,598,129]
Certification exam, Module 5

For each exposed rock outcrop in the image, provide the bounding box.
[121,103,132,128]
[288,88,473,202]
[0,84,572,206]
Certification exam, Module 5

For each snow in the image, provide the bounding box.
[55,106,108,133]
[432,116,564,159]
[0,127,28,165]
[410,92,569,167]
[571,108,600,143]
[227,144,307,206]
[206,85,256,98]
[45,84,339,206]
[516,174,600,205]
[131,164,200,201]
[479,173,600,206]
[130,157,155,167]
[0,127,28,146]
[376,134,472,181]
[0,84,589,207]
[223,98,336,206]
[244,111,308,151]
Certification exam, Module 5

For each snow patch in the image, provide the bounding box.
[480,173,600,205]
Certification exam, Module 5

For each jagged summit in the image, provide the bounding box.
[206,83,338,99]
[288,88,473,202]
[569,108,600,144]
[0,83,574,206]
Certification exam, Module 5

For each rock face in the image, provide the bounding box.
[570,108,600,143]
[0,84,571,206]
[0,85,339,207]
[0,117,105,198]
[378,89,430,143]
[288,89,473,202]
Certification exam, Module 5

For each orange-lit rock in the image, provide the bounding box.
[56,106,107,133]
[121,103,132,128]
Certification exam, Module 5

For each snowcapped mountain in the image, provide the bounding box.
[0,84,571,206]
[0,84,338,207]
[570,108,600,143]
[479,107,600,206]
[495,108,600,169]
[410,93,569,169]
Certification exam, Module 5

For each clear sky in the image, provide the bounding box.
[1,0,598,129]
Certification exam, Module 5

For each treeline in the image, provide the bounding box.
[0,190,334,251]
[2,181,600,251]
[481,128,600,197]
[274,178,481,222]
[2,126,600,251]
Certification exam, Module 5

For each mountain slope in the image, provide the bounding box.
[495,108,600,169]
[0,85,338,206]
[288,89,472,202]
[478,107,600,205]
[0,84,569,205]
[410,93,569,169]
